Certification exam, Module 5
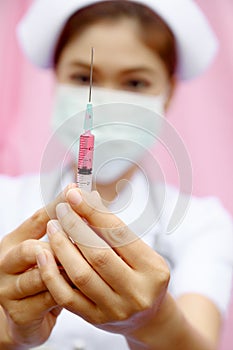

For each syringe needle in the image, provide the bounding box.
[84,47,94,132]
[89,47,94,103]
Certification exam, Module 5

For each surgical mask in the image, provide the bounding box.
[51,84,166,184]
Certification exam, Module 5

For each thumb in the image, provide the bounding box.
[2,186,71,249]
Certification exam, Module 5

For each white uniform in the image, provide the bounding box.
[0,171,233,350]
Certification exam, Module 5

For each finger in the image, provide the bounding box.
[65,189,156,269]
[6,291,57,325]
[50,305,63,317]
[1,241,53,274]
[65,189,136,246]
[49,213,136,296]
[2,209,49,249]
[36,247,102,323]
[46,221,121,305]
[45,183,77,219]
[6,268,47,300]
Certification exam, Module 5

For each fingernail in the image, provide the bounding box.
[47,220,61,235]
[66,189,82,206]
[35,246,47,267]
[56,203,69,219]
[63,183,77,197]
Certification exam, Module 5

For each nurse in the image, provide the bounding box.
[0,1,233,349]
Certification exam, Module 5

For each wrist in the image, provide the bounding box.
[126,293,215,350]
[126,292,181,349]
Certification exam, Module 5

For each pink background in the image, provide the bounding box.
[0,1,232,348]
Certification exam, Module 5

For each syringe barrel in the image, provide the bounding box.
[77,173,93,192]
[77,131,94,191]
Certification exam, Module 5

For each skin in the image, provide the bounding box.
[0,18,221,349]
[56,18,170,95]
[36,188,220,350]
[56,18,172,202]
[0,189,68,349]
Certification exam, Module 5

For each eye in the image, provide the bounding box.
[123,79,150,91]
[70,73,91,85]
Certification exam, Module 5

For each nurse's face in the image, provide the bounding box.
[55,18,170,98]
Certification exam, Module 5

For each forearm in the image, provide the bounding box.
[126,293,216,350]
[0,307,27,350]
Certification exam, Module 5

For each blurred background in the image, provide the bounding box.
[0,1,232,348]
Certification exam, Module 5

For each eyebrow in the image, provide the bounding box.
[70,61,92,69]
[69,60,157,75]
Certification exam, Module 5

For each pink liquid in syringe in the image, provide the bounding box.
[77,130,95,191]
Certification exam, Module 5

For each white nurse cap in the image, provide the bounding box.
[17,0,218,80]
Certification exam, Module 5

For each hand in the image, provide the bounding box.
[36,188,171,345]
[0,187,68,348]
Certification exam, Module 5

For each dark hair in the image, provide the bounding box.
[54,0,177,77]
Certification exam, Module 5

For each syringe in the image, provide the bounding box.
[77,48,95,192]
